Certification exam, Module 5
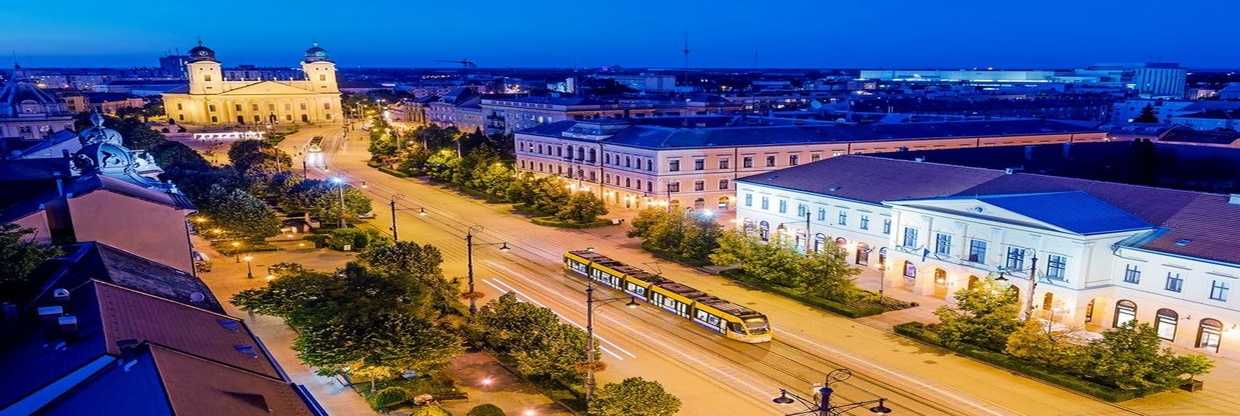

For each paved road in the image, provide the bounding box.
[281,124,1152,416]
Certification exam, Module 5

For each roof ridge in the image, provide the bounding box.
[90,279,234,321]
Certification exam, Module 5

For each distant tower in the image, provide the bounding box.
[301,43,338,93]
[681,33,690,69]
[185,40,222,94]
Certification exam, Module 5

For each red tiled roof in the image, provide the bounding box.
[149,345,312,416]
[92,280,281,379]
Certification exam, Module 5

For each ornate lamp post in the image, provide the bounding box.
[772,369,893,416]
[995,253,1040,320]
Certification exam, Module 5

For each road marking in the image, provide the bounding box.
[774,328,1011,416]
[482,278,625,361]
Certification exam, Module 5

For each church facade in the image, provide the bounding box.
[161,42,344,126]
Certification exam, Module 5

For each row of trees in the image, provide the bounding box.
[710,231,861,302]
[628,209,722,265]
[935,278,1213,392]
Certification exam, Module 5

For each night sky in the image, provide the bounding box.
[3,0,1238,69]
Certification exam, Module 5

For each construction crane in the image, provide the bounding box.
[435,59,477,69]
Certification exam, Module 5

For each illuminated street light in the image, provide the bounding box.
[480,377,494,387]
[243,255,254,279]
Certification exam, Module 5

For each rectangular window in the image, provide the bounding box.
[903,261,917,278]
[234,104,242,111]
[1123,264,1141,284]
[837,211,847,226]
[968,240,987,264]
[935,233,951,255]
[718,179,729,190]
[816,208,826,221]
[789,155,799,166]
[811,154,821,162]
[902,227,918,248]
[719,159,730,170]
[1210,280,1229,301]
[1046,255,1067,281]
[668,182,680,192]
[646,160,653,171]
[669,160,680,172]
[647,181,653,192]
[883,219,891,235]
[765,156,776,167]
[744,193,753,207]
[625,177,631,187]
[694,181,704,191]
[796,204,807,217]
[760,196,769,210]
[1005,247,1026,271]
[859,215,869,230]
[742,157,753,168]
[1165,272,1183,292]
[694,159,704,171]
[777,199,787,214]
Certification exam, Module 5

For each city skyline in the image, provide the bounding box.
[4,0,1240,69]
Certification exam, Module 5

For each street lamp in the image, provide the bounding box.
[583,278,639,406]
[243,255,254,279]
[330,177,346,229]
[995,253,1040,321]
[463,225,510,314]
[771,368,893,416]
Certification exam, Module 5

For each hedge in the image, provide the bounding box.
[640,242,711,267]
[376,166,410,178]
[466,404,505,416]
[530,216,613,229]
[719,269,888,318]
[893,322,1143,402]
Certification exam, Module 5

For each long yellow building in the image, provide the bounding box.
[162,41,343,126]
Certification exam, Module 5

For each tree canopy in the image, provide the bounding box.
[0,224,61,302]
[589,377,681,416]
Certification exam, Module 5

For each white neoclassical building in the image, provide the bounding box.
[737,155,1240,358]
[515,117,1104,212]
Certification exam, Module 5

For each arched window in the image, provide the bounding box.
[813,233,826,253]
[1042,292,1054,311]
[758,221,770,241]
[742,219,754,234]
[835,237,847,247]
[855,243,870,265]
[1155,309,1179,341]
[1197,319,1223,352]
[565,145,573,159]
[694,198,705,210]
[1114,300,1137,328]
[717,196,729,210]
[588,148,596,162]
[1084,299,1096,323]
[933,269,947,285]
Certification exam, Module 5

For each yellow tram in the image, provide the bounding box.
[564,250,772,343]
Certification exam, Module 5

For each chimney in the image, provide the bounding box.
[37,305,63,324]
[52,288,70,303]
[116,339,143,356]
[58,315,79,337]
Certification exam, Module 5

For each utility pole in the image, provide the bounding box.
[585,279,596,405]
[389,196,399,241]
[465,229,477,314]
[1024,254,1039,320]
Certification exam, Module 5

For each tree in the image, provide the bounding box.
[228,139,292,177]
[467,404,505,416]
[555,192,608,223]
[468,160,515,201]
[148,141,209,170]
[1005,318,1075,368]
[798,246,860,301]
[199,185,280,240]
[628,209,722,264]
[1079,322,1213,391]
[233,263,464,389]
[411,406,452,416]
[311,184,372,225]
[1133,104,1159,123]
[370,386,412,412]
[933,277,1021,351]
[0,224,61,301]
[425,149,462,183]
[358,241,461,315]
[476,293,597,384]
[710,231,804,288]
[589,377,681,416]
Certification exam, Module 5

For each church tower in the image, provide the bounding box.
[185,41,223,94]
[300,43,338,93]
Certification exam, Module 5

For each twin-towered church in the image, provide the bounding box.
[161,42,344,126]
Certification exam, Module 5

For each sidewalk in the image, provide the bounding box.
[439,353,570,416]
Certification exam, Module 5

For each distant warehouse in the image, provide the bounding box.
[513,116,1105,211]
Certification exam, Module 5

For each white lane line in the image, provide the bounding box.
[774,328,1011,416]
[484,262,638,359]
[483,278,625,361]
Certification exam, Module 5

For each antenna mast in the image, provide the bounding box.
[681,33,690,69]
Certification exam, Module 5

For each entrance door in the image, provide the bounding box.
[1198,319,1223,353]
[932,269,948,298]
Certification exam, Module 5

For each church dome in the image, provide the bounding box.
[188,40,217,62]
[303,43,332,63]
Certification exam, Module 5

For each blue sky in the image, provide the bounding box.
[2,0,1238,69]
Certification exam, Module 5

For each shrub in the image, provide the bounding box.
[327,228,388,251]
[467,404,505,416]
[371,386,412,410]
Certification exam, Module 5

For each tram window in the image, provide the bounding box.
[727,322,745,333]
[695,310,721,327]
